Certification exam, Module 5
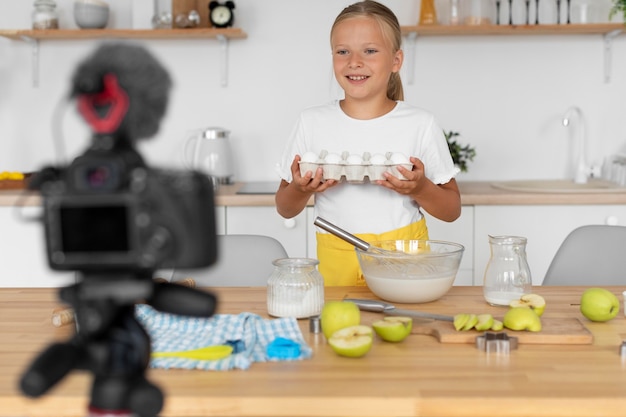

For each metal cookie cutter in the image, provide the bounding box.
[620,341,626,357]
[476,332,518,354]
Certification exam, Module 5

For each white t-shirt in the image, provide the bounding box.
[276,100,459,235]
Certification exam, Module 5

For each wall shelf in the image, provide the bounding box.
[0,28,248,87]
[400,23,624,84]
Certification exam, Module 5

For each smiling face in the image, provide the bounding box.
[331,16,403,115]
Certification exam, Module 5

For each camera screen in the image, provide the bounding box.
[60,205,129,253]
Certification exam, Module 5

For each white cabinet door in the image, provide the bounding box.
[0,206,74,287]
[225,206,307,258]
[474,205,626,285]
[423,206,474,286]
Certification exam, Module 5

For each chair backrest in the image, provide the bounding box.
[171,234,288,286]
[542,225,626,285]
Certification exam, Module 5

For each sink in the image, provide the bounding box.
[491,179,626,194]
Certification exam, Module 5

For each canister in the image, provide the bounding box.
[267,258,325,319]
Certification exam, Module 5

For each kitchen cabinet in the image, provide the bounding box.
[0,28,247,87]
[422,207,474,286]
[0,206,74,287]
[224,206,308,258]
[473,205,626,285]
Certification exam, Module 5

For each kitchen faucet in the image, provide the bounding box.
[562,106,589,184]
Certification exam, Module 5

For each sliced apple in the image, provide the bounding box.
[462,314,479,331]
[453,313,470,331]
[490,319,504,331]
[328,325,373,358]
[372,316,412,342]
[474,314,495,331]
[503,307,542,332]
[509,294,546,317]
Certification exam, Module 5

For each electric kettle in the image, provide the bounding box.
[184,127,235,185]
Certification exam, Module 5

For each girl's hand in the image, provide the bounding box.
[377,156,427,196]
[289,155,337,193]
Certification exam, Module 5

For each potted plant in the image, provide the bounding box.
[610,0,626,21]
[444,130,476,173]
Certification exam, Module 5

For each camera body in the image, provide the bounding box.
[37,143,217,272]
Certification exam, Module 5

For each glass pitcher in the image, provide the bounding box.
[483,235,532,306]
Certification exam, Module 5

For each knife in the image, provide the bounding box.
[344,298,454,322]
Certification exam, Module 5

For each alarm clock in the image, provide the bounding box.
[208,1,235,28]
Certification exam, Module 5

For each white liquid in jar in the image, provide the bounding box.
[484,291,526,306]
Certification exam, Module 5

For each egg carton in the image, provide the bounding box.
[299,151,412,182]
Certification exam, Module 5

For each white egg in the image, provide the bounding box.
[324,153,343,164]
[390,152,410,164]
[370,153,387,165]
[346,154,363,165]
[301,151,319,163]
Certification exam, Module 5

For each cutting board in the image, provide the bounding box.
[362,314,593,345]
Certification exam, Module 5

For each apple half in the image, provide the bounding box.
[328,325,374,358]
[372,316,413,342]
[509,294,546,317]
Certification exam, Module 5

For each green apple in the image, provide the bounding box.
[474,314,495,331]
[503,307,542,332]
[320,301,361,339]
[580,288,620,322]
[509,294,546,317]
[372,316,412,342]
[462,314,479,331]
[490,319,504,331]
[328,325,373,358]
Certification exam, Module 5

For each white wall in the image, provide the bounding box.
[1,0,626,183]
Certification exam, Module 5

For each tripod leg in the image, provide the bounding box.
[20,342,79,397]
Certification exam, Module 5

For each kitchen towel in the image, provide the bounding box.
[135,304,312,371]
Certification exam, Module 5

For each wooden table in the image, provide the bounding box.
[2,286,626,417]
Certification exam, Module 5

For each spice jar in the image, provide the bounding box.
[483,235,532,306]
[32,0,59,30]
[267,258,324,319]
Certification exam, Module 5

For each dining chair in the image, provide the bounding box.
[542,225,626,285]
[169,234,288,286]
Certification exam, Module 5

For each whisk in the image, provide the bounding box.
[313,217,407,272]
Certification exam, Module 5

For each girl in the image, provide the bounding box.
[275,0,461,286]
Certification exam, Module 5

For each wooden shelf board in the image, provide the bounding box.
[401,23,624,36]
[0,28,247,41]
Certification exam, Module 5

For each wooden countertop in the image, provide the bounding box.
[2,181,626,208]
[2,286,626,417]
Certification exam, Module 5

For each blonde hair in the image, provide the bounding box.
[331,0,404,101]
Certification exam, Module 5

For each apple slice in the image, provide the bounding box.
[490,319,504,331]
[372,316,412,342]
[453,313,470,331]
[462,314,479,331]
[328,325,373,358]
[474,314,495,331]
[509,294,546,317]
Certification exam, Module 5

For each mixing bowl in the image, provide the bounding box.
[356,240,464,304]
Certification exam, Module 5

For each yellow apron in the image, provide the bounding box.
[316,218,429,286]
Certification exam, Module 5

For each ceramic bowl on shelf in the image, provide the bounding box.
[356,240,464,304]
[74,0,109,29]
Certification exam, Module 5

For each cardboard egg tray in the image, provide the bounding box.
[299,161,413,182]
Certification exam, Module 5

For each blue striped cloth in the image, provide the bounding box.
[135,304,312,371]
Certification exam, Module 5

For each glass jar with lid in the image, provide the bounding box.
[267,258,325,319]
[32,0,59,30]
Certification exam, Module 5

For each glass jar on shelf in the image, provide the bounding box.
[461,0,497,25]
[32,0,59,30]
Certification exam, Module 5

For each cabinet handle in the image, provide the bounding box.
[284,218,297,229]
[605,216,619,226]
